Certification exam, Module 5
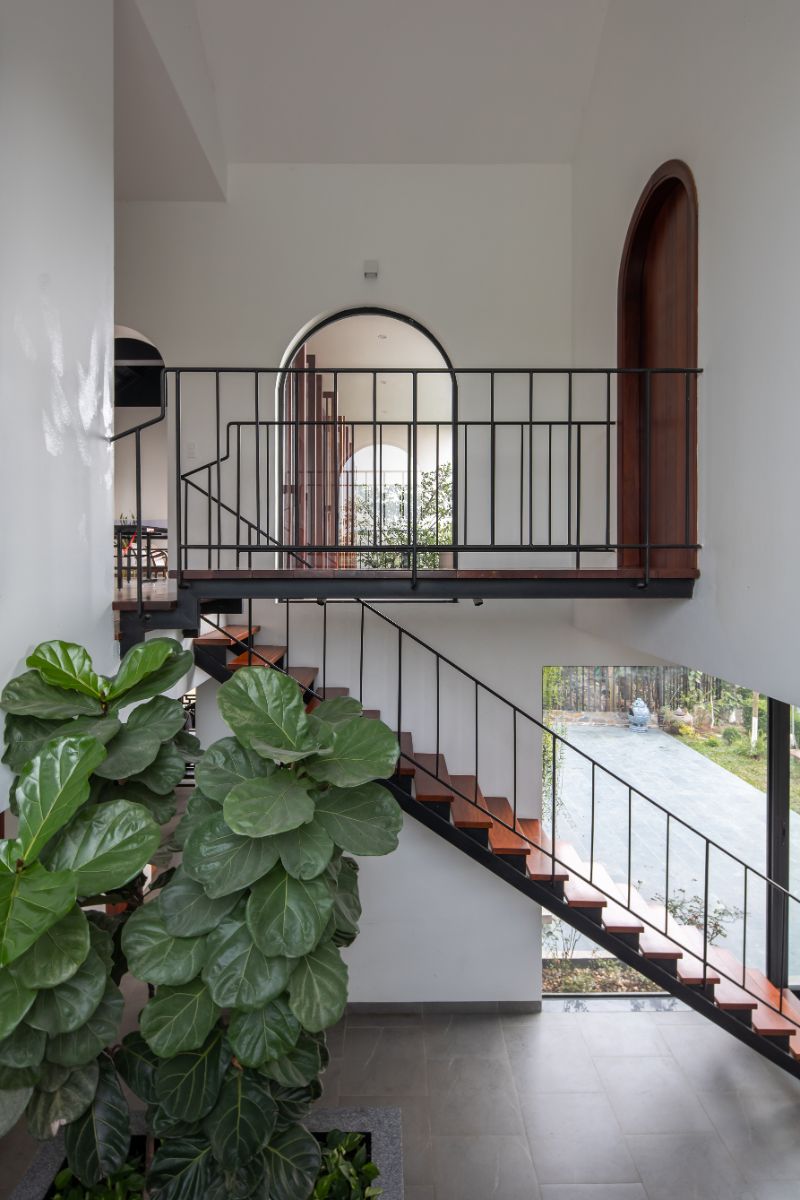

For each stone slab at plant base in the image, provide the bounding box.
[9,1107,404,1200]
[309,1107,403,1200]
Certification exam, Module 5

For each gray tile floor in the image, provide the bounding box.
[317,1004,800,1200]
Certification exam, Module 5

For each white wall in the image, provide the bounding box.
[0,0,116,800]
[572,0,800,706]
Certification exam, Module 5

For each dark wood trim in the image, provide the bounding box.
[618,159,699,573]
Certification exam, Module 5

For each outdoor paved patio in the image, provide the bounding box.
[318,1001,800,1200]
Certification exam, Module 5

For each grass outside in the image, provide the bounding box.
[672,731,800,814]
[543,958,662,993]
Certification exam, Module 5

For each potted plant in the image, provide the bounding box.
[0,648,402,1200]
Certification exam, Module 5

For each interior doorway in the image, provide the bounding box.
[617,160,698,575]
[279,308,455,569]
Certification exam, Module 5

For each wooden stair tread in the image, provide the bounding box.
[447,776,492,829]
[363,709,381,720]
[396,732,415,776]
[228,645,286,669]
[288,666,319,690]
[517,818,580,883]
[555,840,607,909]
[195,624,261,646]
[414,754,454,802]
[587,862,646,936]
[713,976,758,1012]
[485,796,531,856]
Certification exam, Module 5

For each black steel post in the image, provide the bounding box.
[767,697,791,988]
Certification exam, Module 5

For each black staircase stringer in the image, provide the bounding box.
[385,780,800,1080]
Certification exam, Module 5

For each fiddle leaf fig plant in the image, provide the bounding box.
[118,667,402,1200]
[0,637,198,1181]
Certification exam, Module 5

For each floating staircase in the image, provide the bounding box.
[188,610,800,1079]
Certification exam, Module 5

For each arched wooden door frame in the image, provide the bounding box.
[617,159,698,577]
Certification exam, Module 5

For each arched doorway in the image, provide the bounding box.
[617,160,698,576]
[279,308,455,570]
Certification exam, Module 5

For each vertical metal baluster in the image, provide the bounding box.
[372,373,378,548]
[207,465,212,570]
[247,598,253,665]
[450,367,459,569]
[265,377,271,563]
[397,629,403,742]
[254,373,261,556]
[333,372,340,559]
[175,373,183,584]
[643,370,652,586]
[551,731,557,882]
[490,373,496,546]
[779,886,787,1012]
[590,763,596,884]
[685,369,692,549]
[411,373,418,585]
[463,424,469,546]
[547,424,553,546]
[322,600,327,695]
[285,598,290,673]
[702,840,711,986]
[664,814,671,934]
[742,867,748,986]
[627,787,633,908]
[528,373,534,546]
[359,603,365,703]
[519,422,524,546]
[379,427,384,548]
[605,371,612,548]
[135,430,143,612]
[435,422,440,552]
[512,711,518,828]
[567,372,573,549]
[576,424,582,570]
[215,371,221,569]
[235,424,241,569]
[474,681,479,789]
[435,655,441,761]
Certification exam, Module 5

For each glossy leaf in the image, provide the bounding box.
[130,741,186,795]
[26,949,107,1035]
[16,737,107,861]
[202,915,292,1010]
[45,981,123,1067]
[2,715,62,774]
[304,718,399,787]
[0,861,78,968]
[109,642,194,710]
[288,941,348,1032]
[265,1124,322,1200]
[147,1137,215,1200]
[8,904,90,989]
[0,969,36,1039]
[227,997,301,1069]
[121,896,207,986]
[64,1057,130,1186]
[174,729,202,763]
[0,671,103,719]
[36,1060,71,1092]
[173,791,219,850]
[92,726,162,780]
[0,1087,34,1137]
[332,856,362,942]
[26,642,103,699]
[259,1032,323,1088]
[160,869,243,937]
[246,864,333,958]
[112,782,177,825]
[26,1060,100,1140]
[223,773,315,839]
[183,815,281,899]
[127,695,187,741]
[105,639,175,703]
[43,800,160,895]
[314,781,403,855]
[274,818,334,881]
[114,1032,159,1104]
[195,738,274,802]
[203,1070,276,1168]
[140,980,220,1058]
[0,1021,45,1069]
[217,668,312,755]
[0,1061,42,1088]
[308,696,363,727]
[270,1082,318,1129]
[153,1028,227,1121]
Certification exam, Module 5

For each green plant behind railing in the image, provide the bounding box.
[350,462,453,568]
[117,668,402,1200]
[0,637,196,1165]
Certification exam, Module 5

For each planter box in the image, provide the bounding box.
[10,1106,404,1200]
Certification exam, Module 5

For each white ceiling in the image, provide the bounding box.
[193,0,609,165]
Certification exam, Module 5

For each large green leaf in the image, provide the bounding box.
[26,1060,100,1140]
[37,1060,71,1091]
[173,791,219,850]
[121,897,207,986]
[0,1021,45,1068]
[16,737,107,861]
[195,738,274,802]
[203,1070,276,1169]
[130,741,186,795]
[147,1137,215,1200]
[304,718,399,787]
[140,980,220,1058]
[332,857,362,943]
[111,781,177,826]
[153,1028,227,1121]
[0,1087,34,1137]
[217,668,312,754]
[259,1032,323,1089]
[314,781,403,855]
[308,696,363,727]
[114,1032,159,1104]
[92,726,162,780]
[183,815,281,899]
[0,1061,42,1088]
[8,904,90,989]
[3,715,61,773]
[206,1158,265,1200]
[265,1124,322,1200]
[26,949,107,1035]
[274,819,334,881]
[202,915,292,1010]
[287,941,348,1032]
[160,870,243,937]
[26,642,103,700]
[227,997,301,1069]
[223,773,314,839]
[0,671,103,719]
[246,865,333,959]
[44,980,123,1067]
[105,639,174,703]
[127,695,187,741]
[64,1057,130,1186]
[0,967,36,1039]
[108,642,194,710]
[43,800,160,895]
[0,861,78,967]
[270,1082,318,1129]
